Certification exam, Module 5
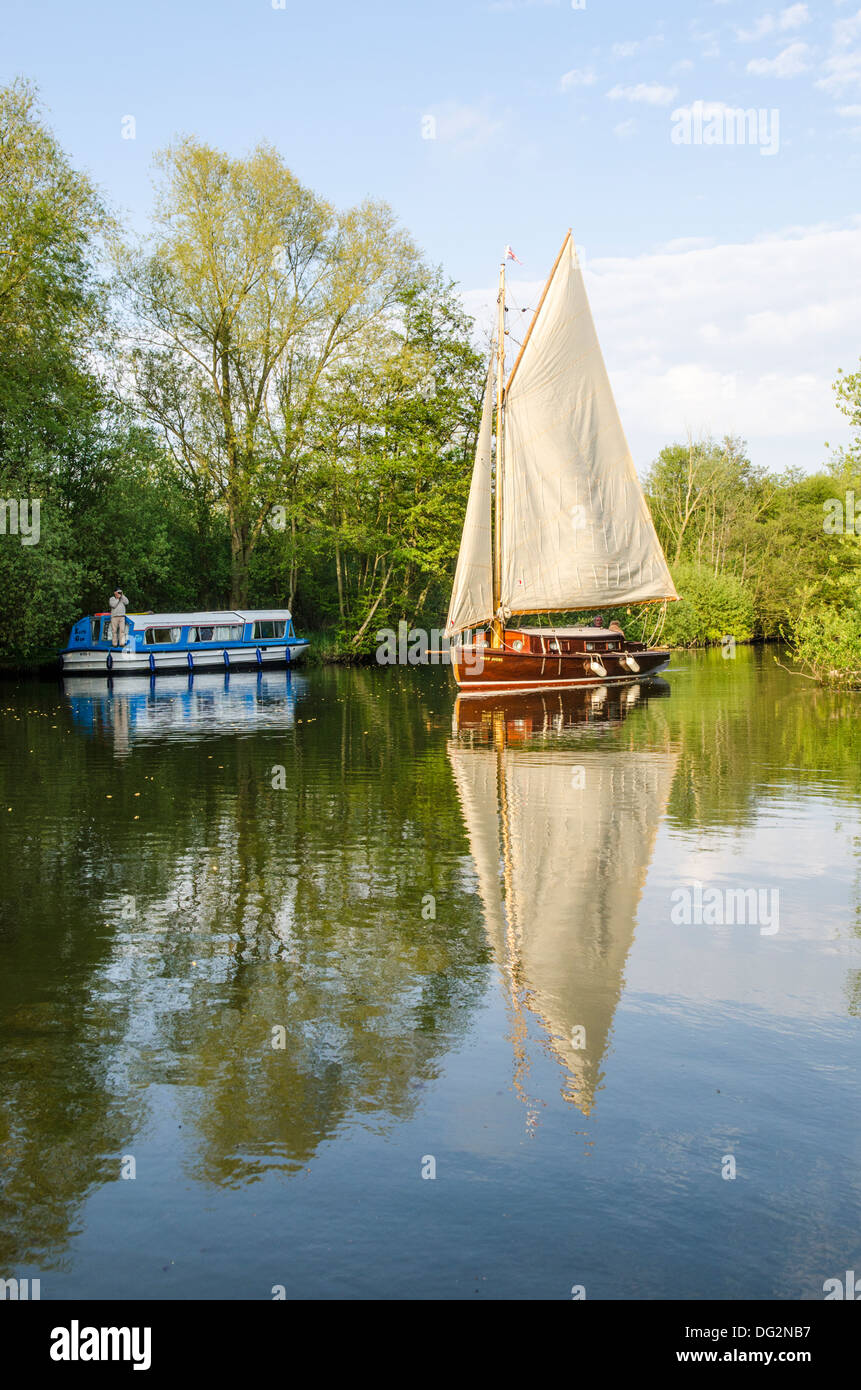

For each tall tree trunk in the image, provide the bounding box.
[350,562,392,647]
[335,536,345,620]
[230,522,250,606]
[288,514,297,612]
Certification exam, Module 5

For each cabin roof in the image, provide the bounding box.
[125,611,243,627]
[118,609,293,627]
[517,626,620,637]
[235,609,294,621]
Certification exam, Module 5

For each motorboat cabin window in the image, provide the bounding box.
[93,617,109,642]
[145,627,181,645]
[252,620,286,639]
[189,626,214,642]
[213,624,242,642]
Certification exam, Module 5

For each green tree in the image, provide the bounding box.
[0,78,106,468]
[0,78,110,658]
[117,138,419,605]
[282,271,484,652]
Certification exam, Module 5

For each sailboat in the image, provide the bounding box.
[446,232,678,695]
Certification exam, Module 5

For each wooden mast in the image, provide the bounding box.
[492,255,506,648]
[490,231,571,645]
[506,229,571,393]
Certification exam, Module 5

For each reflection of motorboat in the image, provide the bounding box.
[63,669,306,753]
[448,687,677,1115]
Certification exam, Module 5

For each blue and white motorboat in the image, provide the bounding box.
[61,608,309,676]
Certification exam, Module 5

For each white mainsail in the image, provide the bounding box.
[501,235,678,616]
[446,361,495,635]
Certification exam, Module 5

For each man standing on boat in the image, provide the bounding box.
[109,588,129,647]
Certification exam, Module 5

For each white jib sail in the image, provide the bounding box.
[501,236,678,616]
[446,359,495,636]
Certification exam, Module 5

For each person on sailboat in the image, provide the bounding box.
[608,620,624,634]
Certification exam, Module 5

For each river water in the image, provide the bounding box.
[0,648,859,1299]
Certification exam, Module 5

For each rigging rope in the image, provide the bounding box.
[642,600,668,648]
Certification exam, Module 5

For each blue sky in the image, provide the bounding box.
[4,0,861,471]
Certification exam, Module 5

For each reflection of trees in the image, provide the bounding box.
[632,646,861,832]
[0,835,144,1268]
[0,669,489,1267]
[3,653,861,1269]
[0,994,141,1270]
[133,668,490,1181]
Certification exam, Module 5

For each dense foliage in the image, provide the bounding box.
[1,80,860,685]
[634,430,861,682]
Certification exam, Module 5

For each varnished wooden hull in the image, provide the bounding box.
[452,642,671,695]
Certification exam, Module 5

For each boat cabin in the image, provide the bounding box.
[61,606,309,676]
[469,627,637,656]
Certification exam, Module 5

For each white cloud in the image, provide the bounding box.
[462,219,861,473]
[736,4,810,43]
[614,119,638,139]
[611,36,664,59]
[488,0,557,10]
[838,103,861,115]
[422,102,506,149]
[781,0,810,22]
[671,99,739,119]
[606,82,679,105]
[834,8,861,48]
[747,41,810,76]
[817,50,861,95]
[816,8,861,95]
[560,68,597,91]
[659,236,715,253]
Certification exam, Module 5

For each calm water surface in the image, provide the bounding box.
[1,648,859,1299]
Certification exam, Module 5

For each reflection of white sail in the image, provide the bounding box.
[449,743,677,1114]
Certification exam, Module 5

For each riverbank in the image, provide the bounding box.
[0,631,779,679]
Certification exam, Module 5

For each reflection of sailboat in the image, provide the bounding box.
[449,690,677,1115]
[63,669,305,754]
[454,677,670,742]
